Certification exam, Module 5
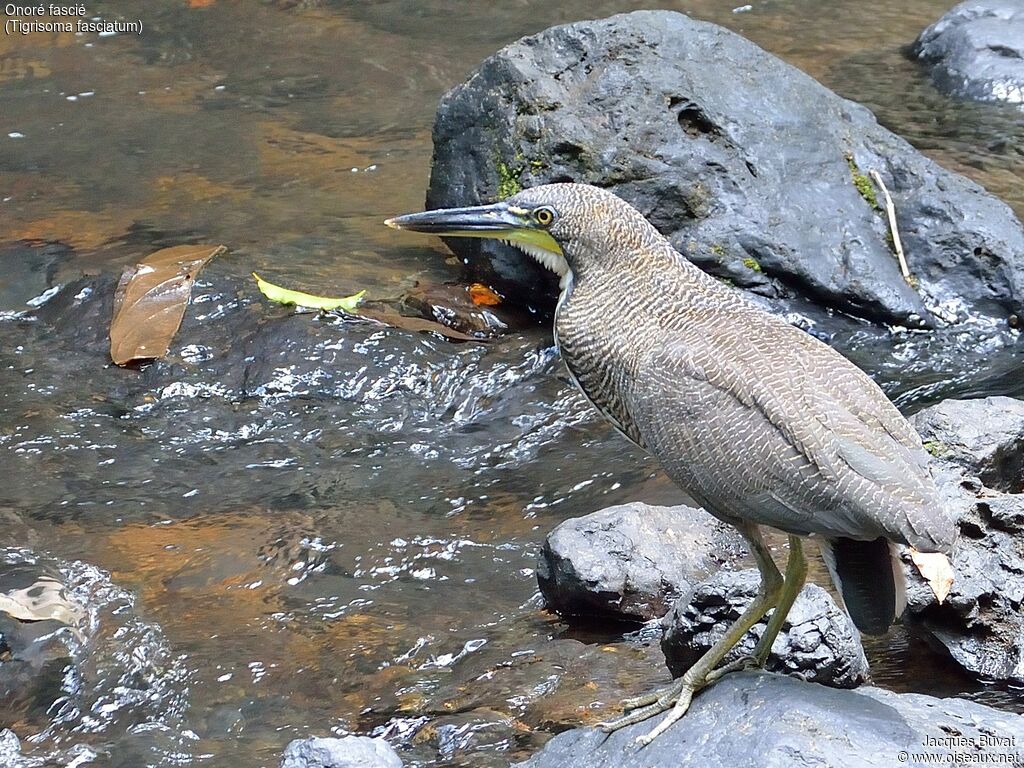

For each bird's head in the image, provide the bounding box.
[385,183,656,289]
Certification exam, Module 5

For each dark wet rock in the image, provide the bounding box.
[912,396,1024,493]
[912,0,1024,105]
[903,397,1024,683]
[516,670,1024,768]
[398,281,539,338]
[537,502,744,623]
[903,474,1024,683]
[662,569,869,689]
[427,10,1024,329]
[280,736,403,768]
[0,268,605,520]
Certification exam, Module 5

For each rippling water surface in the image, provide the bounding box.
[1,1,1022,766]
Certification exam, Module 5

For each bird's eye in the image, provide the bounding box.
[533,206,556,227]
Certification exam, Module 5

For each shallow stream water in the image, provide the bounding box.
[1,1,1023,766]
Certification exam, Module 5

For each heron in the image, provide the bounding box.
[385,182,956,745]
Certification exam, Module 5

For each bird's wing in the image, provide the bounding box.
[630,322,954,551]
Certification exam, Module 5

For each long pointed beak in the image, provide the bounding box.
[384,202,526,236]
[384,200,567,272]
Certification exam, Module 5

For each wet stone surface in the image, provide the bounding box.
[280,735,403,768]
[516,671,1024,768]
[537,502,745,623]
[905,397,1024,685]
[911,0,1024,105]
[912,396,1024,493]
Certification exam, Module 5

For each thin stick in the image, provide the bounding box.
[869,169,911,282]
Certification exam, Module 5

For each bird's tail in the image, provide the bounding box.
[819,536,906,635]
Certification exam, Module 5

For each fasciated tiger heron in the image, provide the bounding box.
[386,182,956,745]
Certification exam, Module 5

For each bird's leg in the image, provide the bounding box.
[705,534,808,681]
[750,535,806,666]
[598,525,783,743]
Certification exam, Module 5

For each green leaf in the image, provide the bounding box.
[253,272,366,311]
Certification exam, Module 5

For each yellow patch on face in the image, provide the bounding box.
[500,228,563,256]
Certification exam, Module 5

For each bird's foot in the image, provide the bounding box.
[596,673,705,747]
[704,653,760,683]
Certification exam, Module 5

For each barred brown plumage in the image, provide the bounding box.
[386,181,957,745]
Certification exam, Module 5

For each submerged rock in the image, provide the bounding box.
[410,709,524,765]
[904,397,1024,683]
[912,0,1024,105]
[536,502,745,623]
[662,569,869,689]
[0,269,597,519]
[516,671,1024,768]
[427,10,1024,329]
[280,736,403,768]
[401,636,666,736]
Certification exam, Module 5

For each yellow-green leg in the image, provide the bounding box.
[598,524,784,745]
[751,535,806,664]
[705,534,807,682]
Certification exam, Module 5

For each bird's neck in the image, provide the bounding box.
[562,231,717,301]
[554,232,739,364]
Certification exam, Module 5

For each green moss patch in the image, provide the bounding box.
[846,154,879,209]
[923,440,951,458]
[496,160,523,200]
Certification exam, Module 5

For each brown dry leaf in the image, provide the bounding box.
[468,283,502,306]
[109,244,226,366]
[910,549,955,604]
[189,0,216,6]
[359,307,480,342]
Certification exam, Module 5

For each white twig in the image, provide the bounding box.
[869,169,911,283]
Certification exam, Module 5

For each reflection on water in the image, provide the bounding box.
[1,0,1023,766]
